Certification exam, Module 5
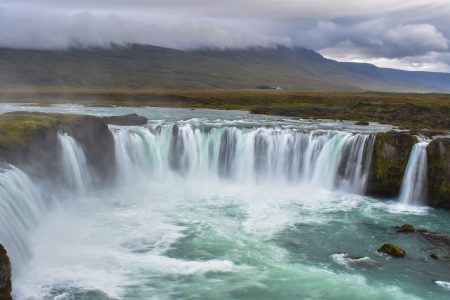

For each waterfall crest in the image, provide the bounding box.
[111,124,374,192]
[399,138,430,205]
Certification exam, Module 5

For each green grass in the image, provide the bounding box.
[0,88,449,134]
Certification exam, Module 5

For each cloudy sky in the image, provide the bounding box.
[1,0,449,72]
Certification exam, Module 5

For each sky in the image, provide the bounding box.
[0,0,449,72]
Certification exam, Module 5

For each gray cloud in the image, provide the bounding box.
[0,0,449,71]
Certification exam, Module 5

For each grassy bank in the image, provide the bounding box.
[0,88,449,134]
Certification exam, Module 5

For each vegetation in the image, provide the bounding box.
[0,112,87,149]
[1,88,449,133]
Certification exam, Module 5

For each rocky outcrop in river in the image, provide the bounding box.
[0,112,115,185]
[366,131,417,197]
[427,138,450,209]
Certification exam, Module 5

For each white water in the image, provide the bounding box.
[58,132,91,193]
[0,133,91,276]
[0,166,47,273]
[111,124,375,193]
[399,138,430,206]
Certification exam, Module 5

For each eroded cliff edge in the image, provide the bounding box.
[427,138,450,209]
[0,244,12,300]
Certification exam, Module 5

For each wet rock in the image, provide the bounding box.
[355,120,369,126]
[377,243,406,257]
[366,131,417,197]
[426,138,450,209]
[430,253,439,260]
[0,244,12,300]
[101,114,148,126]
[395,224,415,233]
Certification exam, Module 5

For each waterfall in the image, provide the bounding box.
[0,165,47,274]
[110,124,374,192]
[399,138,430,205]
[57,132,91,193]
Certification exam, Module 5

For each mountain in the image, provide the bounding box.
[0,44,449,92]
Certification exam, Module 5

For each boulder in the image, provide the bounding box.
[426,138,450,209]
[0,244,12,300]
[377,243,406,257]
[366,131,417,197]
[395,224,415,233]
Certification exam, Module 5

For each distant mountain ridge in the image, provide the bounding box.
[0,44,449,92]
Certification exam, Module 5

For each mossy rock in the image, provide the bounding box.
[366,131,417,197]
[355,120,369,126]
[377,243,406,257]
[427,138,450,209]
[395,224,415,233]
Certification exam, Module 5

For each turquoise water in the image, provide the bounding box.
[0,104,448,299]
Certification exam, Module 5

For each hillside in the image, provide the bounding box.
[0,44,449,92]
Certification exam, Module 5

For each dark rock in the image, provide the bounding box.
[430,253,439,260]
[366,131,417,197]
[355,120,370,126]
[426,138,450,209]
[0,244,12,300]
[396,224,415,233]
[377,243,406,257]
[101,114,147,126]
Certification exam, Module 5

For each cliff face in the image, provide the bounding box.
[366,131,417,197]
[0,112,115,185]
[0,244,12,300]
[427,138,450,209]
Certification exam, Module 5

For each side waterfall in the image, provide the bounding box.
[399,138,430,205]
[111,124,375,193]
[57,132,91,193]
[0,166,47,273]
[0,133,91,275]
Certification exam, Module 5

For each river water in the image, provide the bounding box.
[0,104,449,300]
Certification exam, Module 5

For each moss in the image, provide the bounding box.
[377,243,406,257]
[427,138,450,208]
[367,132,417,197]
[395,224,415,233]
[0,112,87,150]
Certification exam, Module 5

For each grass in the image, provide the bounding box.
[0,88,449,134]
[0,112,87,149]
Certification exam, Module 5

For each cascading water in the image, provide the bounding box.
[0,165,47,274]
[111,124,375,193]
[399,138,430,206]
[57,132,91,193]
[0,133,91,277]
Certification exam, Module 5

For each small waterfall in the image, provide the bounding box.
[110,124,374,192]
[58,133,91,193]
[0,165,47,274]
[399,138,430,205]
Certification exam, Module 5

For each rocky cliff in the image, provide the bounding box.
[427,138,450,209]
[366,131,417,197]
[0,244,11,300]
[0,112,115,185]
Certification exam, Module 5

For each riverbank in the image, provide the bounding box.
[0,89,449,135]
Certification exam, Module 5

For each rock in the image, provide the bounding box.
[366,131,417,197]
[430,253,439,260]
[426,138,450,209]
[101,114,148,126]
[0,244,12,300]
[355,120,369,126]
[0,112,115,185]
[377,243,406,257]
[395,224,415,233]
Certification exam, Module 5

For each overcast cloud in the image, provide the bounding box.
[0,0,449,71]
